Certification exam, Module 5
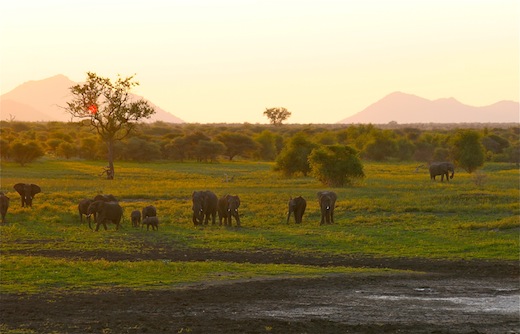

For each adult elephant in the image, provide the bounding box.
[78,198,93,223]
[429,162,455,182]
[86,200,123,231]
[317,191,337,225]
[13,183,41,208]
[218,194,241,227]
[287,196,306,224]
[0,192,9,224]
[192,190,218,226]
[142,205,157,220]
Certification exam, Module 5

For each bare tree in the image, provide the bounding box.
[64,72,155,179]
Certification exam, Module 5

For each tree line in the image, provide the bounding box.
[1,120,518,167]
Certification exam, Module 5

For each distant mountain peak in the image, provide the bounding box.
[1,74,184,123]
[338,92,519,124]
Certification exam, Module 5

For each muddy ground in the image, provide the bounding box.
[1,247,519,333]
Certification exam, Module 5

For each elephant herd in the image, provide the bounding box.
[0,162,455,228]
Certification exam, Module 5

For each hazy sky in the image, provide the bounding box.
[1,0,518,123]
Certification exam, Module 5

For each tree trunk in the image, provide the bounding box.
[106,139,115,180]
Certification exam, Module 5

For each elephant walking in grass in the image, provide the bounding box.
[287,196,306,224]
[317,191,337,225]
[87,200,123,231]
[192,190,218,226]
[429,162,455,182]
[131,210,141,227]
[218,195,241,227]
[142,216,159,231]
[0,192,9,224]
[14,183,41,208]
[78,198,93,223]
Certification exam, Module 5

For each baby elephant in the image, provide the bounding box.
[287,196,306,224]
[142,216,159,231]
[130,210,141,227]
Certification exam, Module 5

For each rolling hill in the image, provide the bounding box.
[0,75,184,123]
[338,92,519,124]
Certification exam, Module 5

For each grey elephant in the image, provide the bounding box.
[87,200,123,231]
[287,196,306,224]
[317,191,337,225]
[142,216,159,231]
[131,210,141,227]
[218,194,241,227]
[0,192,9,224]
[93,194,118,202]
[429,162,455,182]
[13,183,41,207]
[78,198,93,223]
[192,190,218,226]
[142,205,157,220]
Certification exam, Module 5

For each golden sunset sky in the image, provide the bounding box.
[0,0,518,123]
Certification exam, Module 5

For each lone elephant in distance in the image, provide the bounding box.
[317,191,337,225]
[429,162,455,182]
[218,194,241,227]
[287,196,306,224]
[192,190,218,226]
[87,200,123,231]
[13,183,41,208]
[0,192,9,224]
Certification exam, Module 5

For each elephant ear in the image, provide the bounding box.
[13,183,25,195]
[30,184,41,196]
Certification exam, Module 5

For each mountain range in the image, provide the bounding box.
[0,75,184,123]
[1,75,518,124]
[339,91,519,124]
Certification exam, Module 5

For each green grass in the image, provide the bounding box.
[0,159,518,294]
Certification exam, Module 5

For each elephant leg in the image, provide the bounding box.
[320,213,325,225]
[331,210,335,224]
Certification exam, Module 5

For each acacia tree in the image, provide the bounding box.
[65,72,155,179]
[264,107,291,125]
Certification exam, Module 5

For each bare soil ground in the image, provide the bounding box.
[1,246,519,334]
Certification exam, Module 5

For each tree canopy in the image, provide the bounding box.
[65,72,155,178]
[264,107,291,126]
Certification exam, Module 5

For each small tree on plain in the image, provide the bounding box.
[65,72,155,179]
[451,130,485,173]
[308,145,365,186]
[264,107,291,126]
[274,133,317,176]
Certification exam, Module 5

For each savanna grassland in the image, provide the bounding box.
[1,159,519,333]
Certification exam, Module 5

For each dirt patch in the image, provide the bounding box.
[1,247,519,333]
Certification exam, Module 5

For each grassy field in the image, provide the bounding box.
[1,159,518,294]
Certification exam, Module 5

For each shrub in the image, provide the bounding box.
[308,145,365,186]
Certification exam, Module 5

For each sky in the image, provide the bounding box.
[0,0,518,124]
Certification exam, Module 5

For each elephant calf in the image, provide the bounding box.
[317,191,337,225]
[142,216,159,231]
[287,196,306,224]
[131,210,141,227]
[0,192,9,224]
[218,194,241,227]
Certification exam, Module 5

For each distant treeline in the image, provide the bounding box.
[1,121,519,165]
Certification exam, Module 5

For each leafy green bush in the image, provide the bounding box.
[308,145,365,186]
